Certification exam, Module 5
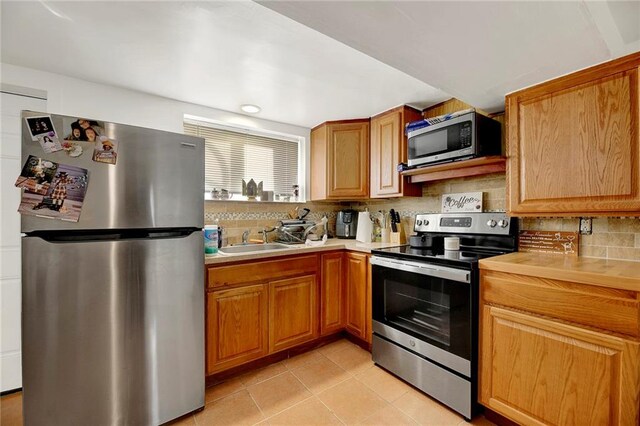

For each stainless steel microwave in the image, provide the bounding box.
[407,111,501,168]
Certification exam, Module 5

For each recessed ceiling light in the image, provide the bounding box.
[240,104,261,114]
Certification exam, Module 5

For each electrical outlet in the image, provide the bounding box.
[579,218,592,235]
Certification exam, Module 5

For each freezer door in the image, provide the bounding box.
[21,111,204,232]
[22,231,204,426]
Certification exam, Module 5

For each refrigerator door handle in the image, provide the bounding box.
[28,228,201,243]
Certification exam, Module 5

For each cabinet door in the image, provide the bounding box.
[507,57,640,215]
[207,284,268,374]
[345,252,369,340]
[327,121,369,199]
[320,252,344,335]
[479,306,640,426]
[370,108,421,198]
[269,275,319,353]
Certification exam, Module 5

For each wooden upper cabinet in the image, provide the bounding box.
[506,52,640,216]
[370,106,422,198]
[311,119,370,200]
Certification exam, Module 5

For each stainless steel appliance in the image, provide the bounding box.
[370,213,517,421]
[20,111,205,425]
[407,111,501,168]
[336,209,358,239]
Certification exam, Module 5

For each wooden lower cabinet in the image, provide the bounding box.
[480,306,640,426]
[269,274,319,353]
[206,284,268,375]
[320,252,345,335]
[206,250,373,375]
[344,252,370,342]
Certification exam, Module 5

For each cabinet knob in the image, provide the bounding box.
[409,340,416,347]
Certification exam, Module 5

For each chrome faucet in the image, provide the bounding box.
[241,230,250,244]
[261,227,276,243]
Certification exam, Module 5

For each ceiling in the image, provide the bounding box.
[2,1,639,128]
[0,1,448,128]
[261,1,640,113]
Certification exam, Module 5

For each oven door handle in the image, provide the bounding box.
[370,256,470,283]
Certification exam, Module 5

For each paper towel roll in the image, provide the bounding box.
[356,212,372,243]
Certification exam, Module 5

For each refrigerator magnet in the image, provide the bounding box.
[24,115,63,154]
[64,118,106,141]
[14,155,59,195]
[61,141,85,157]
[18,163,90,223]
[92,136,118,165]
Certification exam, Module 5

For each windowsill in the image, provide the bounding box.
[204,194,307,204]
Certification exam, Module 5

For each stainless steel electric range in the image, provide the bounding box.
[370,212,518,421]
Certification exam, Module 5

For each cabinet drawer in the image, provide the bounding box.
[207,255,317,289]
[481,270,640,338]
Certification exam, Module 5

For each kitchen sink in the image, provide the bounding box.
[218,243,291,254]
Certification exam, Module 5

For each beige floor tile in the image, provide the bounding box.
[324,344,374,375]
[267,397,342,425]
[291,356,351,394]
[283,349,325,370]
[205,377,246,402]
[239,361,289,386]
[317,339,356,356]
[0,392,23,426]
[195,390,264,426]
[355,365,412,402]
[317,378,388,424]
[393,388,462,425]
[358,404,418,425]
[247,371,312,417]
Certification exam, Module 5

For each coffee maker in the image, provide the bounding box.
[336,210,358,239]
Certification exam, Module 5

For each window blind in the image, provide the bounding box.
[184,121,299,196]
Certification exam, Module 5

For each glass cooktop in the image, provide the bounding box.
[371,244,509,268]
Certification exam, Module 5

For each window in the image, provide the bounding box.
[184,118,301,200]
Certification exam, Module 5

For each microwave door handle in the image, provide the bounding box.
[370,256,470,283]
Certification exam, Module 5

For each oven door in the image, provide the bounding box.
[370,256,472,376]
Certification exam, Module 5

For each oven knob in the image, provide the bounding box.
[416,220,422,226]
[423,220,429,226]
[487,219,497,228]
[498,219,509,228]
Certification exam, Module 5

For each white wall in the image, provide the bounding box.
[0,90,47,392]
[0,63,312,194]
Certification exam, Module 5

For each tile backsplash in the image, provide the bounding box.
[204,173,639,261]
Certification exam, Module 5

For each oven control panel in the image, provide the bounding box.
[414,212,514,235]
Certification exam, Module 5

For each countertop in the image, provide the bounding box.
[479,252,640,292]
[205,239,403,265]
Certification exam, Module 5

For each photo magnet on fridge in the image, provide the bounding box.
[14,155,59,195]
[18,163,89,222]
[92,137,118,165]
[64,117,106,141]
[24,115,63,153]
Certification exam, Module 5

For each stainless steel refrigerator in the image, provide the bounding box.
[20,111,205,425]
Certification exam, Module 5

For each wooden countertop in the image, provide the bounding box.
[479,252,640,292]
[205,239,402,265]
